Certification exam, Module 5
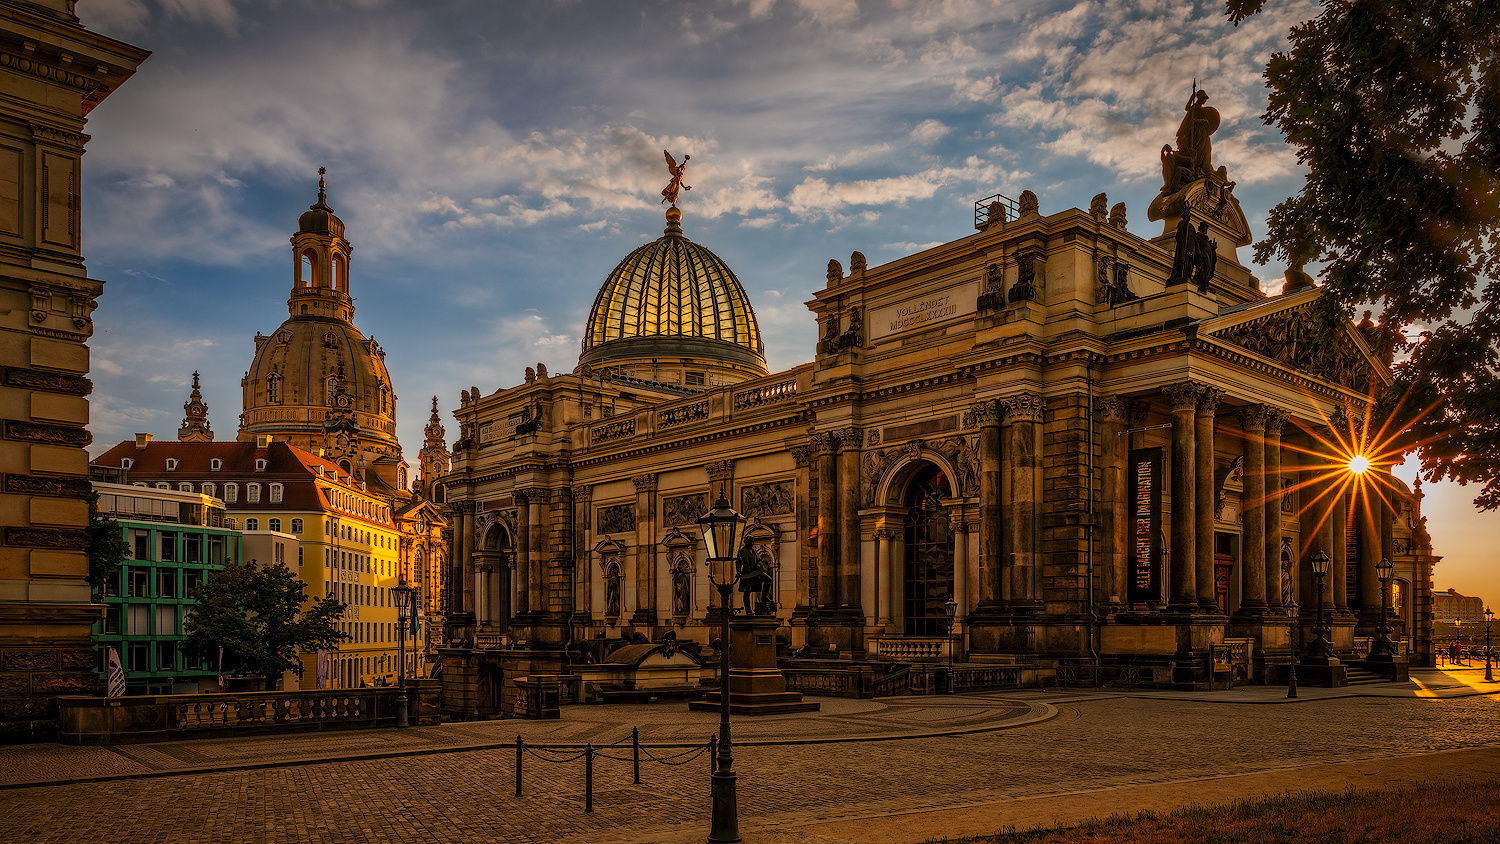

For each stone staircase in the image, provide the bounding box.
[1344,664,1391,685]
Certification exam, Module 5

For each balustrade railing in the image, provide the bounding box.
[732,378,797,411]
[871,637,950,661]
[590,417,635,444]
[657,400,710,429]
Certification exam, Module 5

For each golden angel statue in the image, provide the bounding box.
[661,150,691,206]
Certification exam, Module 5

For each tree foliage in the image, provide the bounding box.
[85,491,129,594]
[1230,0,1500,507]
[185,557,348,689]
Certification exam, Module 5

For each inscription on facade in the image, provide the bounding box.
[1128,447,1162,604]
[869,281,977,341]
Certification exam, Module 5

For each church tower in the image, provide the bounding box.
[239,171,408,497]
[417,397,450,503]
[177,371,214,442]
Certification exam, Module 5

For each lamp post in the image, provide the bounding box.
[943,597,958,695]
[1486,608,1494,683]
[1307,550,1332,660]
[391,578,413,728]
[699,488,744,844]
[1370,557,1396,659]
[1454,618,1463,665]
[1286,598,1298,699]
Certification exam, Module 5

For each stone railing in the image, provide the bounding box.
[475,632,507,650]
[657,399,710,429]
[732,378,797,411]
[590,417,635,444]
[57,680,440,745]
[783,668,869,698]
[870,636,951,662]
[953,665,1024,691]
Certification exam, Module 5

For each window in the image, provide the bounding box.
[247,483,261,503]
[156,482,170,490]
[200,482,215,499]
[128,567,148,597]
[269,483,283,503]
[165,458,177,471]
[686,371,706,386]
[155,605,176,636]
[104,605,120,634]
[269,518,282,532]
[246,518,259,531]
[157,642,176,671]
[179,482,193,493]
[267,376,280,404]
[291,518,303,534]
[210,458,222,472]
[128,641,147,672]
[159,534,176,562]
[157,570,176,598]
[184,536,200,563]
[274,543,285,565]
[224,483,238,503]
[255,459,267,472]
[225,517,237,529]
[298,547,304,567]
[121,458,134,470]
[184,570,203,596]
[133,534,149,561]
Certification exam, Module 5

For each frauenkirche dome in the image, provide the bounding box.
[580,206,768,384]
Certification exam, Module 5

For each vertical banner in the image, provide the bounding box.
[217,645,225,692]
[106,647,125,698]
[1128,447,1163,604]
[316,648,329,690]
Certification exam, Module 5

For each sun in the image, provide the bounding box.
[1347,454,1371,475]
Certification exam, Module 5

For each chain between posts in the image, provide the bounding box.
[509,728,716,813]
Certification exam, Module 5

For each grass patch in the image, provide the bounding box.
[926,779,1500,844]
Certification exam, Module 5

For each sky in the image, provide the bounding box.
[75,0,1500,606]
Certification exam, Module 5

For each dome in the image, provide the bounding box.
[297,169,345,238]
[580,209,767,379]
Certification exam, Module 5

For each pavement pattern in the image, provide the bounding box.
[2,668,1498,843]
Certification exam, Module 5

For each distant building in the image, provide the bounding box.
[0,0,149,742]
[91,482,240,695]
[1434,589,1486,625]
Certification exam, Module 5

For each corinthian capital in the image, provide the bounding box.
[1002,393,1044,424]
[968,399,1003,428]
[632,473,658,492]
[1162,382,1202,412]
[836,426,863,451]
[1238,404,1269,431]
[1197,386,1225,417]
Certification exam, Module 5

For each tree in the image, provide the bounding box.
[1228,0,1500,507]
[185,558,349,690]
[85,491,129,594]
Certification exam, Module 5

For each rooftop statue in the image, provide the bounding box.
[661,150,691,207]
[1160,87,1220,195]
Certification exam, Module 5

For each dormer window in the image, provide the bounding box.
[210,458,222,472]
[247,483,261,503]
[255,459,267,472]
[121,458,133,470]
[165,458,178,471]
[269,483,284,503]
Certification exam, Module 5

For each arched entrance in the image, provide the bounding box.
[903,464,955,636]
[478,524,514,630]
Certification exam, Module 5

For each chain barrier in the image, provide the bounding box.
[510,727,716,813]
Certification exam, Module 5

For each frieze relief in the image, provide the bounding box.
[860,434,980,506]
[741,481,794,518]
[1,366,92,396]
[1211,307,1373,392]
[664,493,708,528]
[598,504,636,535]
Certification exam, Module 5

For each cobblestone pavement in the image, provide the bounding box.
[3,670,1499,844]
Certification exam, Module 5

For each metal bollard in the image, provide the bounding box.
[632,726,642,784]
[515,735,523,798]
[585,743,594,813]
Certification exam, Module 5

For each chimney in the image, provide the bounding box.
[134,433,152,449]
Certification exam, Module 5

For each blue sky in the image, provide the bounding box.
[76,0,1500,606]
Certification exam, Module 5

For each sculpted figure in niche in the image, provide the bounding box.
[672,565,691,616]
[605,565,622,617]
[735,537,774,614]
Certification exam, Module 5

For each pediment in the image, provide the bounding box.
[1202,291,1388,393]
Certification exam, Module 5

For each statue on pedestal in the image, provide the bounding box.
[735,537,774,615]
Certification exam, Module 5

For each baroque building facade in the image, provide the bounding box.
[0,0,148,741]
[438,104,1438,715]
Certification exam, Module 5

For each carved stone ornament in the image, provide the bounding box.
[1099,395,1128,424]
[1212,306,1373,392]
[1214,454,1244,519]
[1009,247,1043,304]
[1018,190,1039,217]
[4,420,90,447]
[4,527,88,550]
[1263,407,1287,438]
[1,366,92,396]
[1109,202,1127,229]
[978,262,1006,312]
[598,504,636,535]
[1090,192,1108,219]
[632,473,657,493]
[837,426,862,452]
[1197,386,1224,416]
[664,493,708,528]
[2,473,91,498]
[965,399,1002,428]
[705,460,734,483]
[790,445,814,468]
[741,481,794,518]
[1238,404,1269,430]
[860,434,979,506]
[1163,382,1202,412]
[1002,393,1045,424]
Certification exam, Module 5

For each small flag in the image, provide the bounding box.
[316,648,329,690]
[217,645,225,692]
[106,647,125,698]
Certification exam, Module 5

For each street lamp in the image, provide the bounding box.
[391,578,414,728]
[699,488,745,844]
[943,597,958,695]
[1454,618,1463,665]
[1370,558,1396,659]
[1307,549,1332,660]
[1286,598,1299,699]
[1485,608,1494,683]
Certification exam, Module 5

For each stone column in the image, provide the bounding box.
[632,473,658,627]
[1238,405,1267,614]
[1099,397,1128,610]
[1195,388,1223,612]
[459,501,476,616]
[1164,383,1200,612]
[1003,394,1044,610]
[876,528,895,627]
[573,484,592,618]
[974,400,1005,612]
[792,445,815,613]
[1332,487,1349,615]
[953,520,969,618]
[837,426,862,612]
[1263,410,1286,611]
[816,432,839,609]
[514,489,532,615]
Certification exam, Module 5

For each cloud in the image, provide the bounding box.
[909,119,951,145]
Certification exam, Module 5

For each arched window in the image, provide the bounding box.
[247,483,261,503]
[331,255,345,292]
[178,482,193,493]
[300,304,308,315]
[224,483,238,503]
[202,482,215,498]
[246,518,259,531]
[267,376,281,404]
[327,376,339,404]
[291,518,303,534]
[269,518,282,532]
[269,483,284,503]
[300,251,316,287]
[210,459,221,472]
[165,458,178,471]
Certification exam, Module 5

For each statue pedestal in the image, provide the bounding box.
[690,616,820,716]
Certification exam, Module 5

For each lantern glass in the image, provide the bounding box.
[1487,608,1495,624]
[698,491,742,561]
[1376,557,1393,580]
[392,579,412,613]
[1310,550,1330,576]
